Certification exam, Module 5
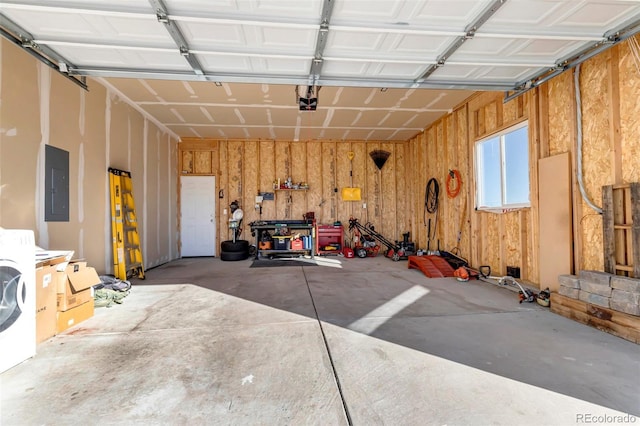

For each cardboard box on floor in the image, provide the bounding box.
[56,260,101,312]
[57,300,94,333]
[35,250,74,343]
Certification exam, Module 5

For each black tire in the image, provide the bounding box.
[221,240,249,252]
[356,248,368,258]
[220,250,249,261]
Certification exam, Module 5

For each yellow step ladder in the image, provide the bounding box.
[108,167,145,280]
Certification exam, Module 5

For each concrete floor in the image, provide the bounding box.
[1,255,639,425]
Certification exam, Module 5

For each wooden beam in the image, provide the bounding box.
[607,47,623,184]
[602,185,615,274]
[631,182,640,278]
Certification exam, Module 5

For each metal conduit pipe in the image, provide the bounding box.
[574,63,603,214]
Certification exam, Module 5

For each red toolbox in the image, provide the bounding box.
[316,224,344,255]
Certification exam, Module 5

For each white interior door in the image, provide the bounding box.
[181,176,216,257]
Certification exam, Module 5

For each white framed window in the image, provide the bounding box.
[475,121,530,211]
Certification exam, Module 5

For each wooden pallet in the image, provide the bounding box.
[550,293,640,344]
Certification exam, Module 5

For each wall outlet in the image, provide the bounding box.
[223,209,227,215]
[363,203,367,209]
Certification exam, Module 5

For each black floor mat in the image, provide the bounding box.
[250,259,317,268]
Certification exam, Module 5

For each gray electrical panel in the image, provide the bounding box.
[45,145,69,222]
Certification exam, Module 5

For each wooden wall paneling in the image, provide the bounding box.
[274,141,289,219]
[527,91,541,283]
[444,115,456,250]
[336,141,352,225]
[321,142,337,223]
[306,141,322,221]
[503,94,517,124]
[243,141,258,225]
[468,105,481,268]
[425,128,439,249]
[228,141,244,203]
[581,54,612,270]
[537,86,550,159]
[619,38,640,184]
[416,133,427,250]
[395,141,408,242]
[258,141,276,219]
[484,101,498,135]
[602,185,615,274]
[631,183,640,278]
[218,140,229,246]
[291,141,308,221]
[194,151,212,174]
[562,70,584,274]
[381,141,396,239]
[352,141,367,224]
[547,73,574,156]
[484,212,500,272]
[458,106,472,261]
[608,48,623,184]
[434,123,445,248]
[408,135,420,248]
[503,212,520,276]
[366,142,380,227]
[182,151,193,174]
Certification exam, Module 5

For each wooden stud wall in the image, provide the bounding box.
[180,138,410,252]
[175,36,640,286]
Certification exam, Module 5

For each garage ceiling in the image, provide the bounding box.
[2,0,640,141]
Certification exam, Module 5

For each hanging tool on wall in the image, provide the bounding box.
[424,177,439,255]
[446,169,462,198]
[341,151,361,201]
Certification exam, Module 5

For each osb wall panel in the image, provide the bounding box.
[259,141,276,219]
[336,142,352,224]
[291,141,308,218]
[578,52,612,270]
[367,142,382,226]
[306,141,323,221]
[351,142,367,225]
[547,72,575,156]
[394,142,409,242]
[618,37,640,184]
[381,142,397,240]
[242,142,259,225]
[321,142,337,222]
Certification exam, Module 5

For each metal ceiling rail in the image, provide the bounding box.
[148,0,205,78]
[416,0,507,82]
[504,18,640,102]
[0,13,87,90]
[308,0,335,89]
[68,65,515,91]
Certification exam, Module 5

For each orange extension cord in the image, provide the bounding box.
[446,169,462,198]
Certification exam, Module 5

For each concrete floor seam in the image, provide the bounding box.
[302,268,354,426]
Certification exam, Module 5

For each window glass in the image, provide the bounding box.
[475,122,529,211]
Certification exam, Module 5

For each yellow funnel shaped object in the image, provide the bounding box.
[341,187,361,201]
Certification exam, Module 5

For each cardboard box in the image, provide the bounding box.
[56,300,94,333]
[35,251,72,343]
[56,262,100,312]
[35,265,58,343]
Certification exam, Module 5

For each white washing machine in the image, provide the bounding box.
[0,229,36,374]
